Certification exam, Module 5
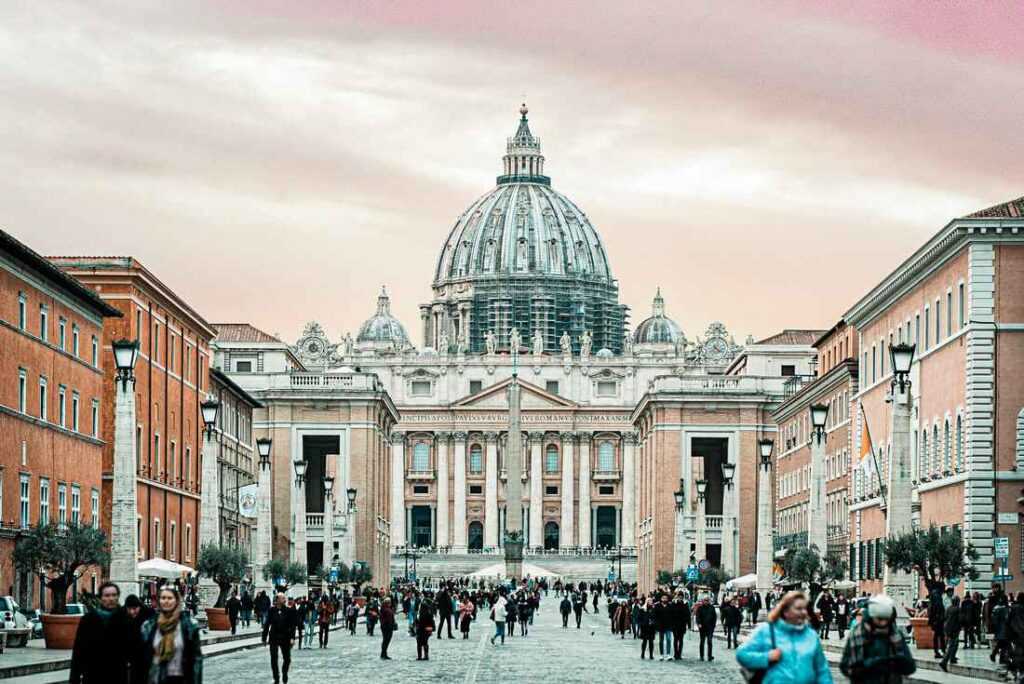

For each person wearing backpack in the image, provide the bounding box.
[839,594,916,683]
[736,590,832,684]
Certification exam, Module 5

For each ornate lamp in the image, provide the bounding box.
[673,478,685,510]
[346,487,358,513]
[810,403,829,443]
[256,438,272,471]
[758,439,774,469]
[695,478,707,502]
[112,339,140,391]
[200,399,220,438]
[889,342,915,393]
[324,475,335,499]
[293,458,307,487]
[721,461,736,489]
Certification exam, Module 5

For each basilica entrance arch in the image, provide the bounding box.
[544,521,560,550]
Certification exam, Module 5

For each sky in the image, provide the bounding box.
[4,0,1023,345]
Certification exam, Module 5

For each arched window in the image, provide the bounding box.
[955,415,963,471]
[920,430,928,478]
[469,445,483,474]
[467,521,483,551]
[412,443,430,472]
[943,419,951,472]
[932,425,939,475]
[598,442,614,472]
[545,445,559,473]
[544,521,560,550]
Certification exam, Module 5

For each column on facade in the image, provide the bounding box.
[621,432,636,547]
[755,454,774,598]
[560,433,575,548]
[721,471,736,576]
[435,432,450,548]
[809,429,827,555]
[110,379,140,598]
[419,306,431,350]
[529,433,543,548]
[452,432,468,551]
[578,434,592,548]
[254,454,273,593]
[199,426,221,603]
[390,432,406,548]
[484,432,499,547]
[884,385,915,612]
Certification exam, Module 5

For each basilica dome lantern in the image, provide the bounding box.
[633,288,685,353]
[356,287,410,355]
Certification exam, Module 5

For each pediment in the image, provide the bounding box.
[453,377,577,409]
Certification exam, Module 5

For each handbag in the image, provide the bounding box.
[739,622,776,684]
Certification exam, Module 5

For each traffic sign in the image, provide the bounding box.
[697,559,710,571]
[948,577,961,586]
[685,566,699,582]
[607,571,616,582]
[993,574,1013,582]
[994,537,1009,559]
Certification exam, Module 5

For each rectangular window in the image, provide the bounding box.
[136,310,142,339]
[72,324,79,357]
[91,336,98,367]
[935,299,941,342]
[780,364,796,377]
[169,521,176,559]
[58,318,67,350]
[169,441,176,482]
[154,323,159,360]
[58,386,67,427]
[412,484,429,495]
[20,474,30,528]
[184,346,190,380]
[880,340,886,376]
[958,283,965,328]
[468,484,483,495]
[924,307,930,350]
[58,483,67,524]
[71,485,80,525]
[18,293,26,329]
[596,380,617,397]
[545,485,559,495]
[38,376,47,421]
[871,345,876,383]
[39,478,50,524]
[40,305,48,342]
[71,392,79,431]
[946,292,952,336]
[154,434,161,476]
[545,380,559,394]
[91,489,99,526]
[169,335,175,371]
[598,485,615,495]
[18,368,27,412]
[410,380,431,397]
[91,400,99,437]
[184,447,191,488]
[185,525,191,561]
[914,314,920,350]
[154,519,161,556]
[234,360,252,373]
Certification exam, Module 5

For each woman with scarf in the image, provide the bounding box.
[458,593,475,639]
[139,587,203,684]
[736,590,832,684]
[839,594,916,683]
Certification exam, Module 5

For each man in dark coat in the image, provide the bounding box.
[436,587,453,639]
[695,596,717,662]
[266,593,298,684]
[747,591,763,625]
[670,592,691,659]
[721,597,743,649]
[69,582,133,684]
[572,592,584,628]
[379,597,397,659]
[559,595,572,628]
[927,587,946,659]
[940,596,961,672]
[226,591,242,635]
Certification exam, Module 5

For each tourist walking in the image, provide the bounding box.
[379,598,397,660]
[302,600,317,649]
[927,588,946,659]
[265,593,298,684]
[695,595,717,662]
[317,596,333,648]
[139,587,204,684]
[736,590,832,684]
[225,591,241,635]
[240,591,253,628]
[835,594,851,640]
[670,591,691,659]
[506,595,518,638]
[653,593,673,661]
[839,594,915,683]
[415,599,436,661]
[940,595,962,672]
[459,594,475,639]
[572,591,584,628]
[748,590,763,625]
[722,597,743,649]
[490,592,507,646]
[559,595,572,628]
[638,597,656,660]
[69,582,133,684]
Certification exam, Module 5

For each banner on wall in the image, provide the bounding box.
[239,484,259,518]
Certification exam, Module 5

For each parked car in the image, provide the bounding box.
[0,597,32,647]
[23,609,44,639]
[63,603,86,616]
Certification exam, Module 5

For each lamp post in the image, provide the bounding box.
[197,397,221,608]
[756,439,775,601]
[720,460,736,576]
[695,478,708,565]
[344,487,358,568]
[324,474,335,576]
[607,545,626,587]
[673,478,686,570]
[254,438,273,592]
[885,342,916,610]
[110,339,140,597]
[292,457,308,578]
[809,403,829,557]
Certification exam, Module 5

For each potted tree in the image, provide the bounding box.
[261,558,308,594]
[196,544,248,631]
[13,522,110,649]
[781,545,848,603]
[884,525,978,650]
[699,566,733,602]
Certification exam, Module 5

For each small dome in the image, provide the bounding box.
[633,288,683,345]
[595,348,613,358]
[356,287,410,351]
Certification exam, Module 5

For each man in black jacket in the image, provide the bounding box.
[940,595,962,672]
[559,595,572,628]
[69,582,133,684]
[266,593,298,684]
[572,592,584,628]
[670,592,691,660]
[436,587,453,639]
[695,596,717,662]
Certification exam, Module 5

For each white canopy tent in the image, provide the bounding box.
[137,558,195,579]
[725,573,758,590]
[466,562,560,579]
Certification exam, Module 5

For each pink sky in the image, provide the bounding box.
[4,1,1022,344]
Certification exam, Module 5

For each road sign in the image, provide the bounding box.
[948,577,961,586]
[698,559,710,572]
[994,537,1009,559]
[993,574,1013,582]
[608,572,616,582]
[686,566,699,582]
[329,569,339,583]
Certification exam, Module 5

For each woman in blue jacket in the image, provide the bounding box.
[737,590,833,684]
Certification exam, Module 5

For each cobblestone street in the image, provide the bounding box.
[204,599,742,683]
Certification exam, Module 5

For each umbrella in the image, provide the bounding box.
[138,558,195,579]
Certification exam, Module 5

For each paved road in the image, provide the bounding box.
[203,598,743,683]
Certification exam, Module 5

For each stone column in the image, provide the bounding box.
[390,432,406,549]
[529,433,544,548]
[578,433,592,549]
[110,379,139,598]
[721,473,736,576]
[254,452,273,593]
[292,474,307,569]
[809,427,827,555]
[484,432,499,548]
[621,432,636,547]
[452,432,467,551]
[884,384,915,612]
[560,433,575,548]
[198,425,221,605]
[324,486,335,569]
[756,455,774,598]
[435,432,450,548]
[696,490,707,565]
[419,306,431,350]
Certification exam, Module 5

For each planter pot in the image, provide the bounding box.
[205,607,231,631]
[908,617,934,650]
[41,613,82,650]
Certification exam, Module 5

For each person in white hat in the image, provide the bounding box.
[839,594,917,683]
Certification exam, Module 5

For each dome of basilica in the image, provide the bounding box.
[357,287,410,352]
[633,289,684,346]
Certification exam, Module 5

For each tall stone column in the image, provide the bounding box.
[560,433,575,548]
[198,427,221,605]
[621,432,636,547]
[484,432,499,548]
[578,433,592,549]
[721,475,736,576]
[292,474,307,568]
[884,385,915,612]
[452,432,467,551]
[110,379,139,598]
[529,433,543,548]
[254,451,273,593]
[435,432,450,548]
[809,427,827,556]
[696,490,707,565]
[505,378,525,578]
[390,432,405,549]
[756,455,774,598]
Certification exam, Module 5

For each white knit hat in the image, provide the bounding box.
[865,594,896,620]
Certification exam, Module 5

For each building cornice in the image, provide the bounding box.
[772,359,858,423]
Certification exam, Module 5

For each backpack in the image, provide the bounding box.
[739,622,776,684]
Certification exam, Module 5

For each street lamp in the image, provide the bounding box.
[346,487,358,513]
[673,478,685,510]
[256,438,272,471]
[112,339,139,391]
[810,403,829,444]
[200,399,220,438]
[758,439,774,469]
[721,461,736,489]
[293,458,307,486]
[889,342,915,393]
[695,479,707,502]
[324,475,334,498]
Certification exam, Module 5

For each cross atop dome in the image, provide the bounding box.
[499,102,549,186]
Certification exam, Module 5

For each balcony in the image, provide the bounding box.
[648,375,789,396]
[592,469,621,482]
[773,531,808,552]
[705,515,723,529]
[306,513,324,528]
[499,469,528,482]
[406,469,435,482]
[783,374,817,398]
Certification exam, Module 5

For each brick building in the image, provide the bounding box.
[0,230,121,608]
[50,257,216,570]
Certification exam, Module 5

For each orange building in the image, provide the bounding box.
[0,231,121,608]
